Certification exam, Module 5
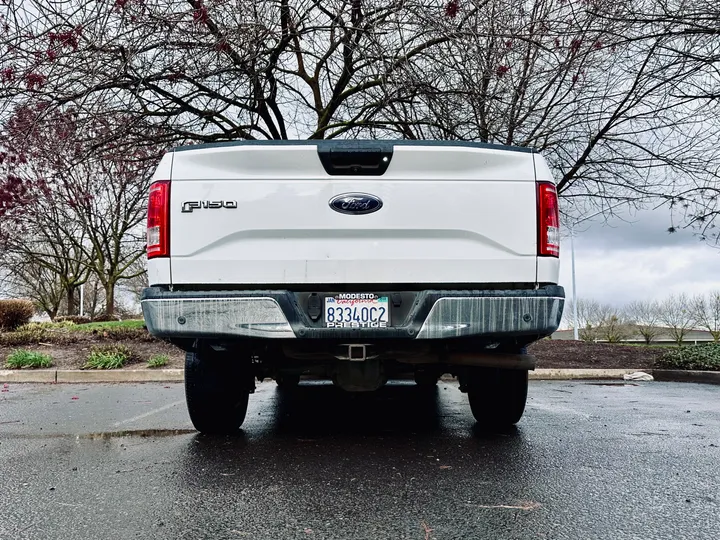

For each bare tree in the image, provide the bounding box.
[119,258,149,306]
[397,0,720,221]
[597,313,633,344]
[0,203,92,317]
[567,298,611,342]
[691,292,720,342]
[0,1,717,226]
[0,0,458,145]
[1,106,157,316]
[61,153,153,315]
[81,275,107,321]
[0,255,64,319]
[626,300,661,344]
[659,293,696,346]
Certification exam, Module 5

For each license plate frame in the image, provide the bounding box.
[324,294,390,329]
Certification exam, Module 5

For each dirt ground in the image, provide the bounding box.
[529,339,664,369]
[0,332,666,370]
[0,340,185,370]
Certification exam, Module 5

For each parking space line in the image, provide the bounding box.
[113,399,185,427]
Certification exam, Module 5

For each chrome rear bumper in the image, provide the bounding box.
[141,286,564,341]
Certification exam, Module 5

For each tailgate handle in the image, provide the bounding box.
[317,143,393,176]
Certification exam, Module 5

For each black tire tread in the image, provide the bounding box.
[467,368,528,426]
[185,349,250,434]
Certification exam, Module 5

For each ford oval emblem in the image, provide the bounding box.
[329,193,383,215]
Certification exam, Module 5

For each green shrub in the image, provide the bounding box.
[83,344,135,370]
[147,355,169,368]
[91,314,121,323]
[656,343,720,371]
[0,326,49,346]
[0,299,35,331]
[5,350,53,369]
[55,315,90,325]
[100,326,149,341]
[17,321,76,331]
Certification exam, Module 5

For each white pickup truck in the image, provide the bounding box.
[141,141,564,433]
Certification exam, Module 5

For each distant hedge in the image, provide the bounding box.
[91,313,121,323]
[656,343,720,371]
[55,315,91,325]
[0,299,35,331]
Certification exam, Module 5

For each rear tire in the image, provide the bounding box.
[466,368,528,427]
[275,373,301,390]
[414,370,440,388]
[185,348,251,434]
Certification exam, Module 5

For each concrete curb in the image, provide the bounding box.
[653,369,720,385]
[530,368,643,380]
[0,369,57,383]
[0,369,184,384]
[1,368,715,385]
[439,369,645,381]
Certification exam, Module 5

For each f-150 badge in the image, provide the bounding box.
[182,200,238,213]
[329,193,383,215]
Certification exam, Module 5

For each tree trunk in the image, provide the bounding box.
[104,280,115,316]
[66,285,76,316]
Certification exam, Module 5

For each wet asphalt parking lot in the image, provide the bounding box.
[0,380,719,540]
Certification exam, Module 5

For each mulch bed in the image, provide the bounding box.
[0,328,666,371]
[529,340,665,369]
[0,335,184,370]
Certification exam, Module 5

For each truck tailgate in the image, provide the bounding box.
[167,142,539,285]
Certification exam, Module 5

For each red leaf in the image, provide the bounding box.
[445,0,460,18]
[71,396,79,400]
[48,31,78,50]
[1,67,14,83]
[24,73,46,90]
[496,65,510,77]
[193,2,209,24]
[215,40,231,53]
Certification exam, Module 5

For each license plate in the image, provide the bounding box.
[324,294,390,328]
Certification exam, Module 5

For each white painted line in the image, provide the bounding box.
[528,402,591,419]
[113,399,185,427]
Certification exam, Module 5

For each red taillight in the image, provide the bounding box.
[537,182,559,257]
[147,180,170,258]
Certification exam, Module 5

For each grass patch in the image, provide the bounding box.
[5,350,53,369]
[656,343,720,371]
[82,344,135,370]
[0,319,150,346]
[147,355,169,368]
[75,319,145,331]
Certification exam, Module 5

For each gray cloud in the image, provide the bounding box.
[567,206,706,252]
[558,208,720,307]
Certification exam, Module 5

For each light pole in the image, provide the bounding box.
[570,221,579,340]
[566,203,626,340]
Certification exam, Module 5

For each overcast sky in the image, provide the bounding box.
[557,206,720,307]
